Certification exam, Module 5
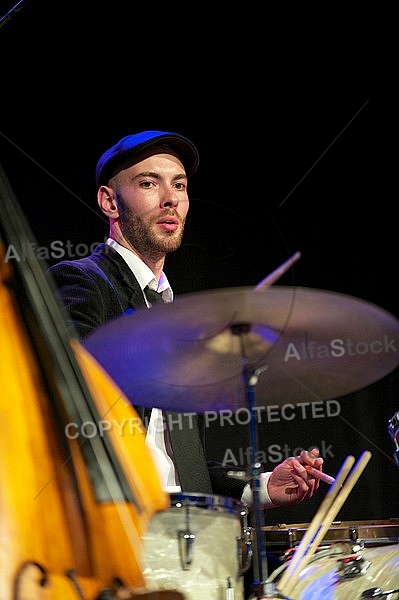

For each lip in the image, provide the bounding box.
[157,216,179,231]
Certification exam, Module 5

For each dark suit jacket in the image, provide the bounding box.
[48,243,247,499]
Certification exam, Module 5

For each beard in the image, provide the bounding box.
[119,204,185,260]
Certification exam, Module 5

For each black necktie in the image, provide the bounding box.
[166,413,212,494]
[144,285,163,306]
[143,285,212,494]
[142,285,163,424]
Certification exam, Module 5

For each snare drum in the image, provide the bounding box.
[263,519,399,557]
[141,493,251,600]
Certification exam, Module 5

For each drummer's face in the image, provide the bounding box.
[102,153,189,256]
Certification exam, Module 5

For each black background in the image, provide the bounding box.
[1,1,398,529]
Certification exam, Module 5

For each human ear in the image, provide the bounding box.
[97,186,119,218]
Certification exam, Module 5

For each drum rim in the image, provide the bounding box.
[263,518,399,531]
[169,492,248,516]
[262,518,399,548]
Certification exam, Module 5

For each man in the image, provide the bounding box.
[48,129,323,509]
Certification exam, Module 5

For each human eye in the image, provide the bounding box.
[140,179,155,189]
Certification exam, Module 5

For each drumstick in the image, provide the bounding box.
[305,465,336,485]
[254,251,301,291]
[298,452,372,560]
[277,454,355,593]
[283,451,372,598]
[280,451,372,598]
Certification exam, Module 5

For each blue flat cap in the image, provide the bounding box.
[95,130,199,188]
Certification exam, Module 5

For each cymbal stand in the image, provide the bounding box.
[232,324,285,599]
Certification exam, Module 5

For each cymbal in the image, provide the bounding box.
[83,286,399,412]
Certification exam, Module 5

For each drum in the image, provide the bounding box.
[141,493,251,600]
[266,544,399,598]
[263,519,399,557]
[264,520,399,599]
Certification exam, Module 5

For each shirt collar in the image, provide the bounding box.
[106,238,173,302]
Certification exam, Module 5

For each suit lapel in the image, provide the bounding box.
[94,245,212,494]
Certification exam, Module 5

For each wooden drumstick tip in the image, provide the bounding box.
[305,465,336,485]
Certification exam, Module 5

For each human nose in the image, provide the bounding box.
[160,190,179,208]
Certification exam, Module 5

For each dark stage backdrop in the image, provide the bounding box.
[1,2,397,529]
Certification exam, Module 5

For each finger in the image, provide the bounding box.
[292,462,322,492]
[299,450,324,469]
[290,472,318,499]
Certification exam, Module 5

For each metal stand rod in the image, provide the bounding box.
[245,368,289,599]
[245,366,269,596]
[245,369,287,599]
[232,324,287,599]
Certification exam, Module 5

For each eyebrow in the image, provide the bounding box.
[134,170,187,181]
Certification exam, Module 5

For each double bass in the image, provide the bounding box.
[0,162,182,598]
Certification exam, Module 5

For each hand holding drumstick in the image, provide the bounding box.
[266,449,328,507]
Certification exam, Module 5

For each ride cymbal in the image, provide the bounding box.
[84,286,399,412]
